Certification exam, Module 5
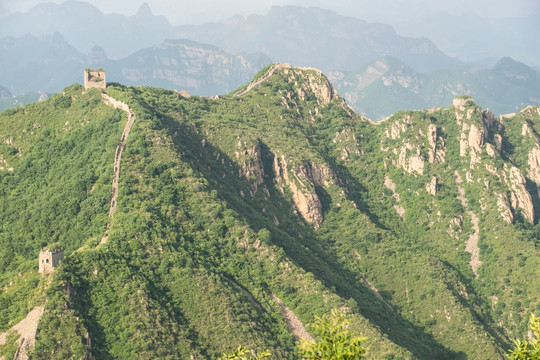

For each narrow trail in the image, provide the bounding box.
[270,294,313,342]
[100,93,136,244]
[0,306,44,360]
[234,63,290,97]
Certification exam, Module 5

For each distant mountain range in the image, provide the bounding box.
[395,11,540,68]
[1,1,539,119]
[173,5,461,73]
[330,56,540,120]
[0,1,173,59]
[0,33,269,97]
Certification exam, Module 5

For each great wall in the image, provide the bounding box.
[100,93,136,244]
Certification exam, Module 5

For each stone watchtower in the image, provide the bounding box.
[38,247,64,273]
[84,69,106,90]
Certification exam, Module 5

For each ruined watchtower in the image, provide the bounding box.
[84,69,106,90]
[38,247,64,273]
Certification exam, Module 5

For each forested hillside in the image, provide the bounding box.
[0,64,538,359]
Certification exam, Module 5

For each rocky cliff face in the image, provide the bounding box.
[114,40,270,96]
[273,155,329,229]
[2,66,539,360]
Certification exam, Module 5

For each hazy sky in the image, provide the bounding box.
[1,0,539,25]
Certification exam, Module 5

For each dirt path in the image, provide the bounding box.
[100,94,136,244]
[0,306,44,360]
[270,294,313,342]
[234,63,290,97]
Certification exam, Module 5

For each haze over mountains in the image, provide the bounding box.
[1,0,539,118]
[1,2,540,358]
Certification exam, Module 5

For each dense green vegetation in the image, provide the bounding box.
[0,66,539,359]
[508,314,540,360]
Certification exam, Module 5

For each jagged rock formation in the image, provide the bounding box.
[273,155,326,229]
[235,141,265,197]
[506,165,535,223]
[426,176,438,195]
[1,67,539,360]
[528,145,540,196]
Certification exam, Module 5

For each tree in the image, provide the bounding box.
[299,309,367,360]
[508,314,540,360]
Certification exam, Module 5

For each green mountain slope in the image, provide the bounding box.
[0,65,538,359]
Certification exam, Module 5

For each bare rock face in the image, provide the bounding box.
[385,116,410,139]
[304,69,335,106]
[497,193,514,224]
[507,166,534,223]
[427,123,438,163]
[522,122,532,137]
[485,143,497,158]
[459,121,487,167]
[468,124,486,153]
[384,175,406,219]
[333,129,362,161]
[395,143,424,175]
[453,97,470,110]
[426,176,437,195]
[494,134,503,152]
[288,67,335,107]
[448,215,463,239]
[528,145,540,196]
[273,155,326,229]
[236,141,265,196]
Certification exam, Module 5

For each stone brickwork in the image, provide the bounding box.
[84,69,106,90]
[38,248,64,273]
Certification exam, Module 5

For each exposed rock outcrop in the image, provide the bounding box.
[273,155,332,229]
[427,123,438,163]
[270,294,313,341]
[426,176,438,195]
[384,175,405,219]
[236,141,265,196]
[460,122,486,167]
[497,193,514,224]
[395,143,424,175]
[493,134,503,152]
[296,67,335,106]
[528,145,540,196]
[507,166,534,223]
[453,97,471,110]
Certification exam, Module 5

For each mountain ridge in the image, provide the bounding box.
[0,65,538,359]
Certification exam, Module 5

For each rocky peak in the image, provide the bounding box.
[452,96,473,111]
[87,45,107,66]
[136,3,154,17]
